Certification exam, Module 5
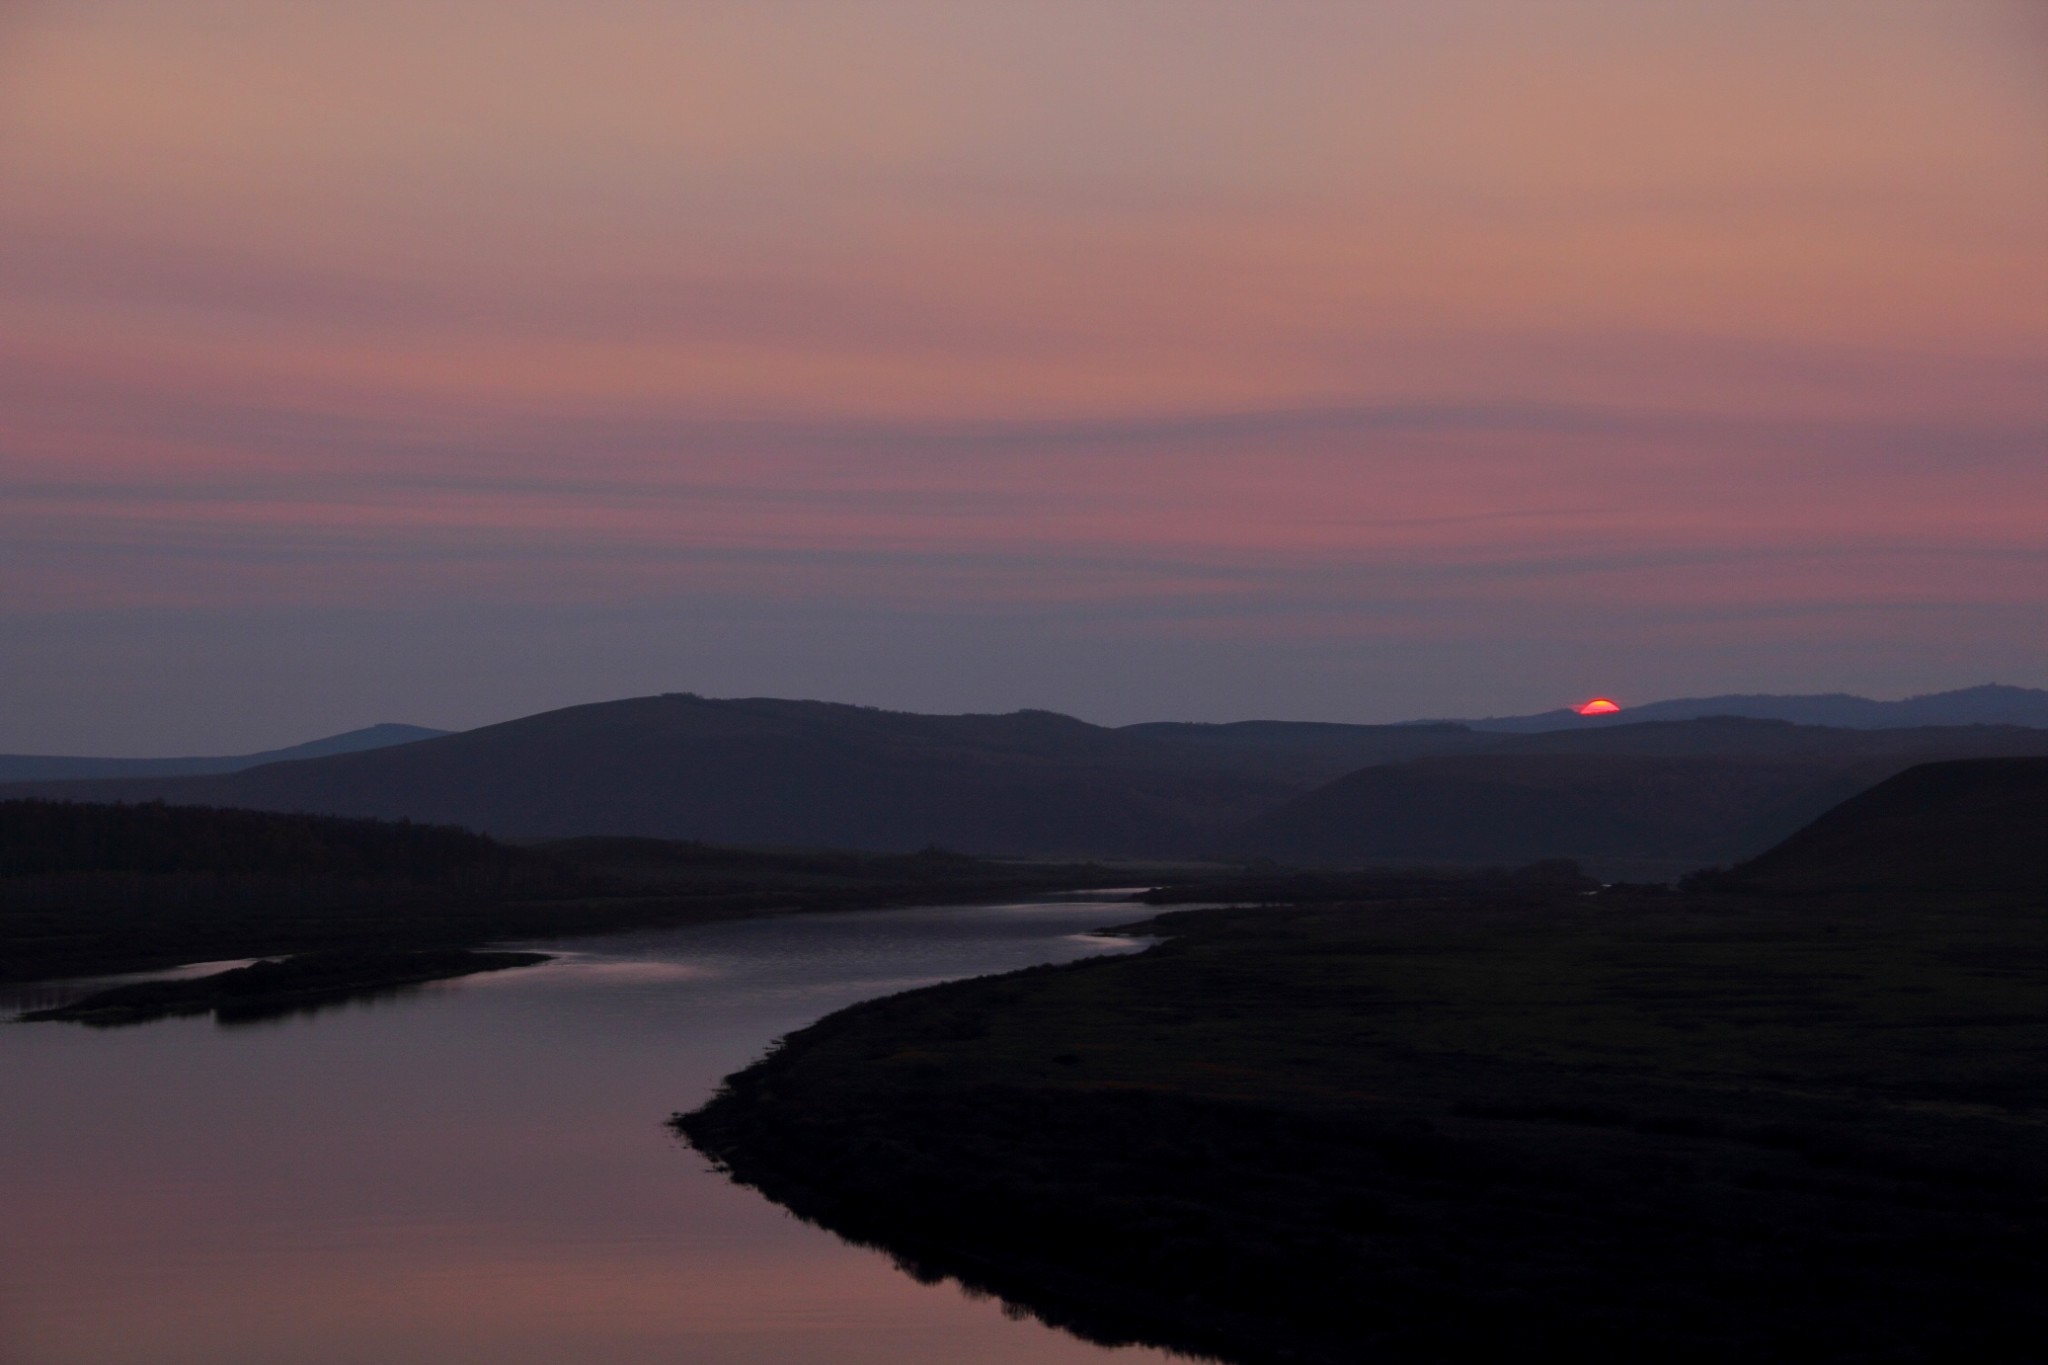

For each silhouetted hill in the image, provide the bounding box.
[1,696,1295,856]
[1728,757,2048,895]
[0,723,448,783]
[1464,683,2048,732]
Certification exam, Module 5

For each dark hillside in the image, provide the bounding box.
[0,798,506,880]
[1113,720,1492,780]
[1119,714,2048,775]
[1488,716,2048,761]
[0,799,559,982]
[1730,757,2048,895]
[1232,754,1878,870]
[1234,722,2048,873]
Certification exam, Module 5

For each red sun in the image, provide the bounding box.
[1576,697,1622,715]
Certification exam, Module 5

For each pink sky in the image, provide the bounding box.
[2,1,2044,750]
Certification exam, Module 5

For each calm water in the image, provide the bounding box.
[0,899,1185,1365]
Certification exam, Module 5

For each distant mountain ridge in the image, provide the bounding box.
[6,693,2048,873]
[1456,683,2048,732]
[12,685,2037,783]
[0,724,449,784]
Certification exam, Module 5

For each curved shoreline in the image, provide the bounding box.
[678,895,2048,1363]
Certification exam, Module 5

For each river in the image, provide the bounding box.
[0,898,1186,1365]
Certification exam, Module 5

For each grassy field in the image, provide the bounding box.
[680,886,2048,1363]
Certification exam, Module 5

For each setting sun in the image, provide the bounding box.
[1576,698,1623,715]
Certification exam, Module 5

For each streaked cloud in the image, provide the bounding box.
[0,0,2043,747]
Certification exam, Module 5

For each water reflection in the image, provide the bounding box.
[207,981,444,1029]
[0,899,1186,1365]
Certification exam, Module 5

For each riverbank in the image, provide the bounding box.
[678,888,2048,1363]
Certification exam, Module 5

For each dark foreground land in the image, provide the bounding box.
[679,760,2048,1363]
[0,799,1169,987]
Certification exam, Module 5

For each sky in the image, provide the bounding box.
[2,0,2045,753]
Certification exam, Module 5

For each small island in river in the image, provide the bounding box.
[19,948,551,1026]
